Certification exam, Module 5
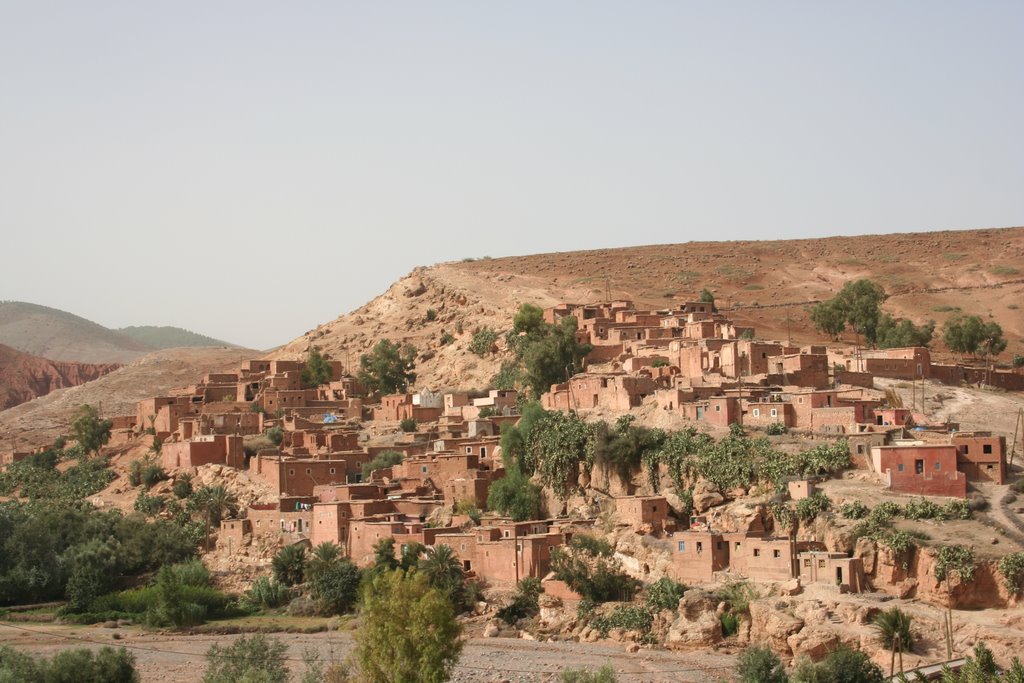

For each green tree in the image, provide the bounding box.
[192,485,237,552]
[876,314,935,349]
[358,340,417,395]
[487,464,541,522]
[419,544,466,610]
[310,557,361,615]
[301,347,333,388]
[942,315,1006,359]
[355,569,463,683]
[699,288,716,311]
[203,634,289,683]
[504,304,592,398]
[369,537,399,576]
[736,645,787,683]
[70,404,113,456]
[306,541,342,582]
[835,279,888,345]
[810,300,847,340]
[271,544,307,586]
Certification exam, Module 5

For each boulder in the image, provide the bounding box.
[692,480,724,513]
[665,588,723,649]
[779,578,802,596]
[787,627,840,661]
[749,601,805,655]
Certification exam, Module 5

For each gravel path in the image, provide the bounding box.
[0,622,738,682]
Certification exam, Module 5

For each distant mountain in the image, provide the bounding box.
[0,301,241,365]
[0,302,153,364]
[116,326,237,350]
[0,344,120,411]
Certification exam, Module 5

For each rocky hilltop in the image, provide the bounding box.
[274,226,1024,388]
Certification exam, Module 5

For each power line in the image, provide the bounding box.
[0,621,736,676]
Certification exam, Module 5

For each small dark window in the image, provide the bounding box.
[753,548,761,557]
[773,549,781,558]
[983,444,993,454]
[915,460,924,474]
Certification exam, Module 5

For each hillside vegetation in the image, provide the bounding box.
[117,326,237,350]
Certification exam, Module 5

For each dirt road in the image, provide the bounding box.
[0,622,738,682]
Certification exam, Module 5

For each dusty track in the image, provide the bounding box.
[0,622,738,683]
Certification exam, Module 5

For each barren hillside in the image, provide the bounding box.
[0,344,120,411]
[0,347,254,449]
[274,226,1024,390]
[0,301,155,363]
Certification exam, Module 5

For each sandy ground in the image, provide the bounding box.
[0,622,739,683]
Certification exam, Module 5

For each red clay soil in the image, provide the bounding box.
[0,344,119,411]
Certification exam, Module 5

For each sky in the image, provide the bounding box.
[1,2,1022,350]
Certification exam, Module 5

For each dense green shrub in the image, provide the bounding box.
[0,503,195,608]
[934,545,977,583]
[795,492,832,521]
[172,473,194,499]
[0,645,139,682]
[399,417,417,433]
[497,577,542,624]
[998,552,1024,594]
[736,645,786,683]
[309,558,361,615]
[644,577,686,612]
[591,605,653,637]
[840,500,869,519]
[204,634,289,683]
[550,536,638,603]
[241,576,291,611]
[765,422,788,435]
[470,326,499,356]
[361,450,405,479]
[560,665,617,683]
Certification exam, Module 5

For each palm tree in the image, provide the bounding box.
[306,541,341,582]
[192,485,237,551]
[419,544,465,608]
[272,544,307,586]
[873,606,913,676]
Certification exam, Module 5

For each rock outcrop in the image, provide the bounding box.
[0,343,119,411]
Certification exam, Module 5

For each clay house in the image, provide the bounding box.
[250,454,356,496]
[951,432,1007,484]
[161,434,244,469]
[787,479,816,501]
[870,443,967,497]
[373,394,442,423]
[670,530,730,583]
[725,534,802,582]
[542,373,658,412]
[248,496,317,539]
[0,451,30,471]
[797,550,865,592]
[462,390,518,420]
[217,518,251,554]
[136,396,194,438]
[615,496,671,534]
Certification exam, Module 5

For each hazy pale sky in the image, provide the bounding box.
[2,2,1022,350]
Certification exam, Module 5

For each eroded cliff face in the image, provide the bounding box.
[0,344,119,411]
[857,540,1018,610]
